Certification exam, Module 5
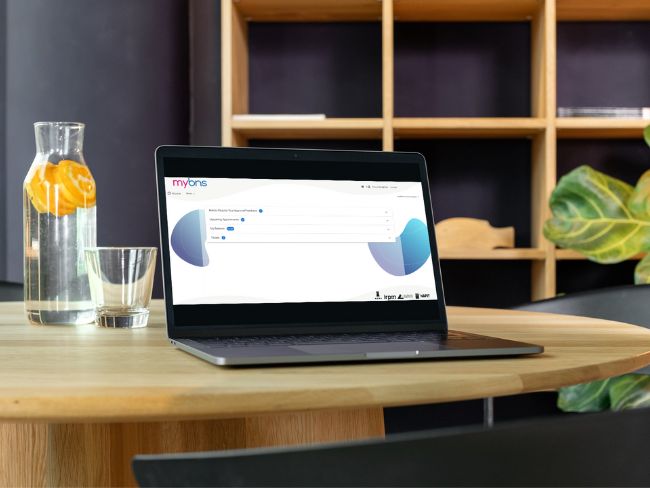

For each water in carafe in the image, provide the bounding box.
[23,122,97,325]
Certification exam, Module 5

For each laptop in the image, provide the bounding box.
[155,146,543,366]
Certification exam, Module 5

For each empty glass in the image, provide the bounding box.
[84,247,157,328]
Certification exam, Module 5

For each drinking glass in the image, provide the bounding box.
[84,247,157,328]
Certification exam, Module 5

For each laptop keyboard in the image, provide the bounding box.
[197,330,475,348]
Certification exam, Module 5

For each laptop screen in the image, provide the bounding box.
[166,177,437,306]
[157,147,446,334]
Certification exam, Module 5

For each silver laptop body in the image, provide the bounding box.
[155,146,542,366]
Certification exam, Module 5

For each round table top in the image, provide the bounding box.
[1,300,650,422]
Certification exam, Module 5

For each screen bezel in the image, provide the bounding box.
[155,145,448,338]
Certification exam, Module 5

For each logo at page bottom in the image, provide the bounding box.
[171,209,209,267]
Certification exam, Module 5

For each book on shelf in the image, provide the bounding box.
[232,114,327,121]
[557,107,650,119]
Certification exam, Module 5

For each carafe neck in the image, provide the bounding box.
[34,122,85,162]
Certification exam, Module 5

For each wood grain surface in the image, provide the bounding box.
[2,300,650,487]
[0,409,384,487]
[1,300,650,423]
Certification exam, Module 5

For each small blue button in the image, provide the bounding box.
[241,218,245,222]
[221,236,226,240]
[258,209,263,213]
[227,226,234,231]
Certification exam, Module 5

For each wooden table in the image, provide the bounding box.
[2,300,650,487]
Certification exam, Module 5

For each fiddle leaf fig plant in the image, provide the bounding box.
[544,125,650,412]
[545,126,650,284]
[557,375,650,412]
[635,252,650,284]
[628,170,650,221]
[544,166,650,266]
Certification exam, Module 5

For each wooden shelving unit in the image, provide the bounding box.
[556,249,646,261]
[393,0,541,21]
[440,248,546,260]
[221,0,649,301]
[556,0,650,21]
[393,118,546,138]
[556,118,649,139]
[231,118,383,139]
[233,0,382,22]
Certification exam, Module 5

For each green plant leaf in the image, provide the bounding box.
[559,375,650,413]
[558,379,611,412]
[544,165,650,263]
[634,254,650,284]
[609,374,650,410]
[628,170,650,220]
[644,125,650,147]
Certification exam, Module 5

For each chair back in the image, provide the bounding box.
[513,284,650,374]
[512,284,650,328]
[133,407,650,487]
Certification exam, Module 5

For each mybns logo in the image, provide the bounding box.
[172,178,207,188]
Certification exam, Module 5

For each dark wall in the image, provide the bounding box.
[3,0,190,295]
[249,23,382,117]
[190,0,221,145]
[558,22,650,108]
[0,1,6,280]
[394,22,530,117]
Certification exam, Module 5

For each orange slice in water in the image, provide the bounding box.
[26,162,76,217]
[54,160,96,208]
[25,164,49,213]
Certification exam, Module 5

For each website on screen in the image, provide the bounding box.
[165,177,437,305]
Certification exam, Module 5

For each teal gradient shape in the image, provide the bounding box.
[170,209,209,267]
[368,218,431,276]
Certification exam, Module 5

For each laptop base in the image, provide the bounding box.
[172,330,542,366]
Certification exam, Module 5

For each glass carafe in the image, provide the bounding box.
[23,122,97,325]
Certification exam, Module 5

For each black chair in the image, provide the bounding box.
[133,407,650,487]
[0,281,23,301]
[488,284,650,420]
[511,284,650,327]
[512,284,650,374]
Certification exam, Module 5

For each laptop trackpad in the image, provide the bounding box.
[291,342,435,355]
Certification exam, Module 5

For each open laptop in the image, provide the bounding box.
[155,146,543,366]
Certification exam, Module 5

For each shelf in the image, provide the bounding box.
[439,248,546,260]
[224,0,650,302]
[556,249,646,260]
[231,118,383,139]
[394,118,546,138]
[557,0,650,21]
[556,118,650,139]
[234,0,381,22]
[232,117,647,141]
[235,0,650,24]
[394,0,541,21]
